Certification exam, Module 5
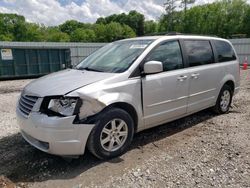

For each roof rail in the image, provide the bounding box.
[166,32,219,38]
[145,32,219,38]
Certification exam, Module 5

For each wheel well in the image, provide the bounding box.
[224,80,235,93]
[108,102,138,132]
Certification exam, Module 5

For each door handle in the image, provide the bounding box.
[191,73,200,79]
[177,75,188,81]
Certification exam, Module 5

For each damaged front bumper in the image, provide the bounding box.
[16,108,95,156]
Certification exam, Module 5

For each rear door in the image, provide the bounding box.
[183,39,223,113]
[142,40,190,127]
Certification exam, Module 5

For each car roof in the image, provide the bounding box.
[121,35,228,42]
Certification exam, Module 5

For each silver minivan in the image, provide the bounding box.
[16,35,240,159]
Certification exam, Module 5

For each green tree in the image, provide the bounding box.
[242,6,250,36]
[180,0,196,13]
[127,11,145,36]
[93,24,108,42]
[70,28,96,42]
[94,23,136,42]
[163,0,179,32]
[96,17,107,24]
[0,13,28,41]
[144,20,158,35]
[0,34,13,41]
[105,22,124,41]
[45,27,70,42]
[188,0,247,37]
[0,13,47,41]
[160,0,249,38]
[96,11,145,36]
[21,23,45,41]
[59,20,85,35]
[122,24,136,38]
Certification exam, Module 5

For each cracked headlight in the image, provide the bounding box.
[48,97,79,116]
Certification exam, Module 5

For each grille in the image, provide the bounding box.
[18,95,38,117]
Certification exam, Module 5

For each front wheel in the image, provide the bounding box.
[213,85,233,114]
[87,108,134,159]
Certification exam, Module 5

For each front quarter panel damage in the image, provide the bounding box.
[67,78,144,131]
[78,97,106,120]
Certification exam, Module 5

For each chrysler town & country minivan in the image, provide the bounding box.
[16,35,240,159]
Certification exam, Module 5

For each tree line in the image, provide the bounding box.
[160,0,250,38]
[0,0,249,42]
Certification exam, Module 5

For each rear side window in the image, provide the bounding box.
[145,40,183,71]
[184,40,214,67]
[214,40,236,62]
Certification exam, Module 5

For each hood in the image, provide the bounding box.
[23,69,116,97]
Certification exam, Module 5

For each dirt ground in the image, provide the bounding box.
[0,70,249,188]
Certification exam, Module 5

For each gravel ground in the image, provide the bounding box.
[0,71,249,188]
[0,79,33,138]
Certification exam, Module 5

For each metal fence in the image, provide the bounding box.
[0,41,106,66]
[230,38,250,64]
[0,42,105,78]
[67,43,106,66]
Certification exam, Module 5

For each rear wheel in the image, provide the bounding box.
[213,85,233,114]
[87,108,134,159]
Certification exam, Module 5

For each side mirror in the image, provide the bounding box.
[143,61,163,74]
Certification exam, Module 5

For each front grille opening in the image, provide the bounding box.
[18,95,38,117]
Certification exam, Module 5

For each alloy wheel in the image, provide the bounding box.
[100,119,128,152]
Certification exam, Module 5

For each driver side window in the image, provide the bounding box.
[145,40,183,71]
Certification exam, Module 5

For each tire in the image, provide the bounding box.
[87,108,134,159]
[213,85,233,114]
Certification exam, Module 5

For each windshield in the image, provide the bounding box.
[76,39,153,73]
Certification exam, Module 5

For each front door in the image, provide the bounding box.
[142,40,190,127]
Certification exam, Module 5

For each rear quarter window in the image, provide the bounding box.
[214,40,236,62]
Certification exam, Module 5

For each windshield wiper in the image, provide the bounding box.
[77,67,104,72]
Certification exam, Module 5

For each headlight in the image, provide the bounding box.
[48,97,79,116]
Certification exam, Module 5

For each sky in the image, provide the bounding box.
[0,0,209,26]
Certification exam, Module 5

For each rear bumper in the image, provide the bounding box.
[16,108,95,156]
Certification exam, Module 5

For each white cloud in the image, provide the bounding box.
[0,0,165,25]
[0,5,16,14]
[123,0,165,20]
